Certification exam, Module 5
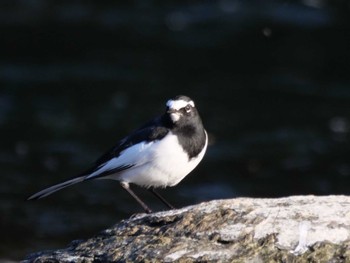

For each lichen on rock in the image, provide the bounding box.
[24,195,350,262]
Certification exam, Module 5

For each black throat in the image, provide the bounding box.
[171,122,206,160]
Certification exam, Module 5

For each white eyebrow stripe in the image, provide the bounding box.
[166,99,195,110]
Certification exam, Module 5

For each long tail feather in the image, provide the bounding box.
[27,176,86,200]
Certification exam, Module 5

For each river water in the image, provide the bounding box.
[1,1,350,260]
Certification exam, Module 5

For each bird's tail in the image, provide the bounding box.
[27,176,86,200]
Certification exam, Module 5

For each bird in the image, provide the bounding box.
[28,95,208,213]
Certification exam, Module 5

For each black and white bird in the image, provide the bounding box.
[28,95,208,213]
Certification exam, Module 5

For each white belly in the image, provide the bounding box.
[101,132,207,188]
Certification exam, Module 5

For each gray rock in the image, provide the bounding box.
[24,195,350,262]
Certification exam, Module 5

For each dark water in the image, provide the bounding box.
[1,1,350,261]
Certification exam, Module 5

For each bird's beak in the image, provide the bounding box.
[167,109,181,122]
[167,108,177,114]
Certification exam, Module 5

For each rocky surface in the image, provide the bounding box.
[24,195,350,262]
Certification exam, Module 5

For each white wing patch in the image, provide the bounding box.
[166,99,195,111]
[86,141,154,179]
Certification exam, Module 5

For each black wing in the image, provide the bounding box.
[94,116,170,167]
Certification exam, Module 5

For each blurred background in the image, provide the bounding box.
[1,0,350,261]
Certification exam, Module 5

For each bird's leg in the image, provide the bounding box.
[120,182,152,214]
[149,188,176,209]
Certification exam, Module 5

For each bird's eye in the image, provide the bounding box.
[184,105,191,112]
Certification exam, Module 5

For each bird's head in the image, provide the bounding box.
[165,95,198,124]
